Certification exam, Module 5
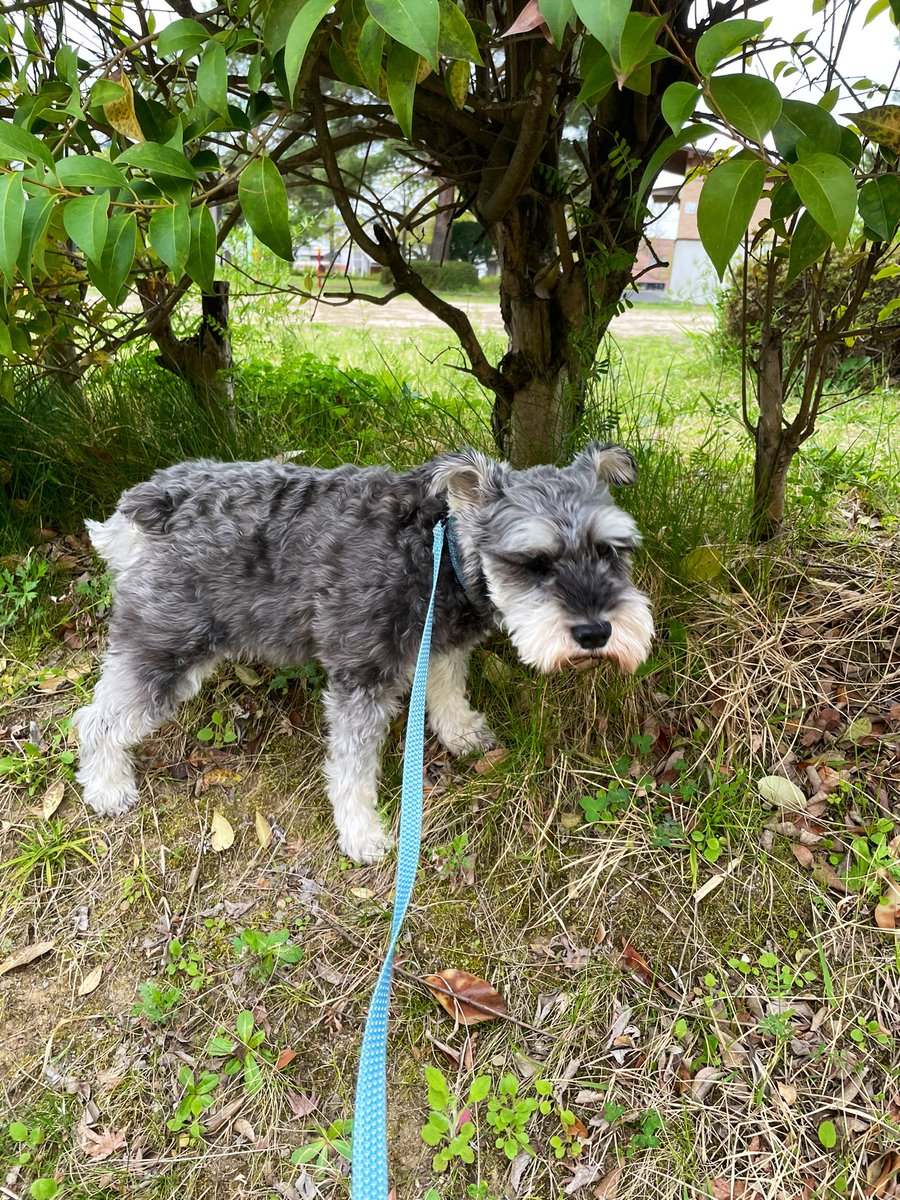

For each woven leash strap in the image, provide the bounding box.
[350,519,445,1199]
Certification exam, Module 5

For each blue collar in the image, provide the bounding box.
[444,516,493,620]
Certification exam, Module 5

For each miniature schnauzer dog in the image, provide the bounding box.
[73,444,653,862]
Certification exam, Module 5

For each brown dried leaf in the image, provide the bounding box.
[76,1123,126,1161]
[0,940,55,976]
[791,843,815,869]
[285,1091,319,1120]
[275,1048,297,1070]
[812,860,850,894]
[620,940,655,986]
[424,968,507,1026]
[874,904,897,931]
[593,1166,623,1199]
[78,963,103,996]
[502,0,552,39]
[41,778,66,819]
[472,746,508,774]
[203,767,243,790]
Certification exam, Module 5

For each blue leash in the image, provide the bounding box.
[350,520,445,1199]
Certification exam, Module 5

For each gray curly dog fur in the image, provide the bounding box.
[73,444,654,863]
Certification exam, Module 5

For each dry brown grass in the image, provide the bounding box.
[1,530,899,1200]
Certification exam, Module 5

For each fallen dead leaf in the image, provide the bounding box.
[620,941,655,986]
[234,663,262,688]
[255,810,273,850]
[204,1096,245,1134]
[41,779,66,819]
[0,940,55,976]
[203,767,243,790]
[424,968,507,1026]
[210,810,235,852]
[777,1082,798,1105]
[275,1048,297,1070]
[874,904,897,931]
[813,860,850,894]
[758,775,806,810]
[78,964,103,996]
[76,1122,126,1161]
[232,1117,256,1143]
[791,843,815,868]
[36,674,67,693]
[593,1166,623,1199]
[472,746,508,774]
[285,1091,318,1120]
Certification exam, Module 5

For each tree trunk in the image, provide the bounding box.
[429,181,454,262]
[751,329,790,540]
[153,281,234,410]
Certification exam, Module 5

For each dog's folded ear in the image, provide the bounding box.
[570,442,638,487]
[430,448,505,512]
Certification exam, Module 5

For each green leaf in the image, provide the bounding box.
[696,153,766,278]
[0,171,25,284]
[708,74,782,142]
[575,44,615,107]
[238,155,293,261]
[235,1010,255,1042]
[858,175,900,241]
[116,142,198,181]
[55,154,131,190]
[615,12,665,81]
[366,0,440,71]
[197,40,229,116]
[0,121,55,169]
[16,189,54,287]
[86,211,136,305]
[768,178,801,222]
[89,79,126,108]
[243,1056,262,1095]
[357,17,386,91]
[661,82,700,133]
[157,17,209,58]
[786,153,856,249]
[538,0,575,48]
[838,126,863,167]
[284,0,336,98]
[207,1035,235,1056]
[149,200,192,277]
[633,122,717,210]
[185,204,215,292]
[386,41,418,139]
[438,0,482,64]
[468,1075,491,1103]
[29,1181,59,1200]
[773,98,841,161]
[695,18,766,76]
[63,192,109,262]
[818,1120,838,1150]
[785,213,831,285]
[572,0,629,64]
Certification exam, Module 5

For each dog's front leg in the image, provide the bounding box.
[426,646,496,756]
[322,684,399,863]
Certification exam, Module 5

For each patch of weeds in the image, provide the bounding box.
[0,817,100,891]
[208,1009,272,1094]
[73,569,112,616]
[0,553,48,631]
[725,948,819,995]
[195,709,237,747]
[486,1072,538,1161]
[0,719,76,796]
[230,928,303,983]
[420,1067,489,1172]
[846,1014,891,1050]
[167,1066,219,1141]
[290,1120,352,1171]
[2,1117,61,1199]
[580,735,648,825]
[268,663,324,696]
[627,1110,663,1157]
[842,824,899,898]
[166,936,207,992]
[132,981,184,1024]
[120,846,157,910]
[430,833,475,880]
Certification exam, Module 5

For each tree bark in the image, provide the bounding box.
[751,329,789,540]
[429,180,455,262]
[152,281,234,409]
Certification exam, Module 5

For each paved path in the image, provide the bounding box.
[301,294,714,339]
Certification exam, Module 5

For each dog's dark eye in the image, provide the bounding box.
[595,542,613,559]
[523,555,553,576]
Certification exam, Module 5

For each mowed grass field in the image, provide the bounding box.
[1,293,900,1200]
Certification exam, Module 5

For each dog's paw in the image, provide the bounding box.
[435,712,498,757]
[81,779,139,817]
[339,819,396,865]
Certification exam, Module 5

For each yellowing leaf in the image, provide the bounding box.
[202,767,244,790]
[234,663,262,688]
[103,71,144,142]
[78,963,103,996]
[680,545,724,583]
[210,810,234,852]
[255,810,273,849]
[757,775,806,810]
[41,778,65,819]
[447,58,469,110]
[846,104,900,153]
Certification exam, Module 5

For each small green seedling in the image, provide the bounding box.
[132,981,183,1024]
[165,937,207,991]
[208,1010,271,1094]
[486,1073,537,1161]
[230,928,303,982]
[420,1067,490,1173]
[195,709,237,746]
[290,1120,352,1170]
[167,1066,219,1141]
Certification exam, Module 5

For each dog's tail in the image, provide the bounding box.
[86,510,145,576]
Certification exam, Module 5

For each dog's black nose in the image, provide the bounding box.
[571,621,612,650]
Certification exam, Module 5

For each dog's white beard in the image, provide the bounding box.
[494,583,654,675]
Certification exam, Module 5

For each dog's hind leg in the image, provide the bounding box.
[426,646,496,756]
[322,684,399,864]
[74,646,216,816]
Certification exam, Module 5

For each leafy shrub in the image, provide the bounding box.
[720,249,900,378]
[383,259,479,292]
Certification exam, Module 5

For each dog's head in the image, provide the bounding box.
[432,444,653,674]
